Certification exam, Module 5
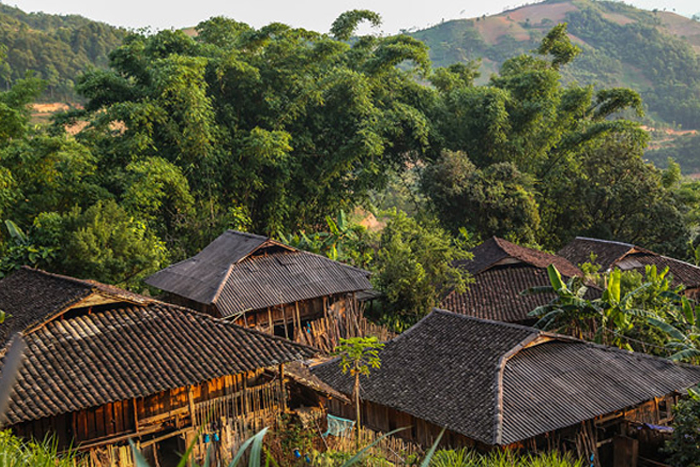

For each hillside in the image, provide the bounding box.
[411,0,700,125]
[0,2,125,101]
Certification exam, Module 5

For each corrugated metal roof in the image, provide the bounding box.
[146,231,372,316]
[313,310,700,445]
[215,252,372,317]
[145,231,269,304]
[502,340,700,444]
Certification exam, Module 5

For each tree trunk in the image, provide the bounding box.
[354,372,361,450]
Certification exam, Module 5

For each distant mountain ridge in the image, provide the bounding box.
[410,0,700,131]
[0,2,125,100]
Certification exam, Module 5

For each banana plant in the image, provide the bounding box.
[648,296,700,363]
[523,265,602,339]
[524,265,658,347]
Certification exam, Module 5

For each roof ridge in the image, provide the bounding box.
[574,236,635,249]
[432,308,541,335]
[18,266,152,302]
[19,266,96,291]
[493,332,540,444]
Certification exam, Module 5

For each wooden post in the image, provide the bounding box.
[187,386,196,428]
[295,302,303,343]
[282,306,289,340]
[267,307,273,335]
[133,398,139,433]
[279,364,286,412]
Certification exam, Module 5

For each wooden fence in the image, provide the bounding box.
[191,380,283,465]
[294,298,396,353]
[327,426,424,465]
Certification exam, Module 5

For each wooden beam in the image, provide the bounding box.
[283,306,289,340]
[279,363,286,412]
[133,398,139,433]
[187,386,196,427]
[139,427,192,449]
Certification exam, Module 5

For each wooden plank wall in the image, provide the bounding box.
[10,370,269,450]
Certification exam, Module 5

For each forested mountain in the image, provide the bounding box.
[412,0,700,128]
[410,0,700,172]
[0,3,125,100]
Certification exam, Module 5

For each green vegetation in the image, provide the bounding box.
[0,431,76,467]
[0,11,692,297]
[666,391,700,467]
[0,4,125,101]
[335,337,384,447]
[429,449,583,467]
[530,263,700,363]
[410,0,700,171]
[646,133,700,174]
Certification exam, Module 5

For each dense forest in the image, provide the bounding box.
[0,3,124,100]
[2,10,699,327]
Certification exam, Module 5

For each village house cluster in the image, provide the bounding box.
[1,231,700,466]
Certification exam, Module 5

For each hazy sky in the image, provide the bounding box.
[5,0,700,34]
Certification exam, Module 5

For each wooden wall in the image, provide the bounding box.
[10,369,272,450]
[326,398,477,449]
[325,392,681,462]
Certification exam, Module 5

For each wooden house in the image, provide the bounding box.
[145,231,376,349]
[313,310,700,466]
[559,236,700,296]
[441,237,588,324]
[0,267,318,466]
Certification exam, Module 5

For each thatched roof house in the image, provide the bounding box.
[441,237,585,323]
[0,267,316,465]
[145,231,373,342]
[313,310,700,461]
[558,237,700,293]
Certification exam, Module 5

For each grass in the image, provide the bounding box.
[0,431,77,467]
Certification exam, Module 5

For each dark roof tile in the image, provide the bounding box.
[313,310,700,445]
[2,303,315,425]
[0,267,151,346]
[559,237,700,288]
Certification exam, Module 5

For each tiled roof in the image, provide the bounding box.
[2,303,316,426]
[146,231,372,316]
[441,265,560,323]
[558,237,700,288]
[0,267,151,346]
[312,310,700,445]
[459,237,581,278]
[442,238,585,323]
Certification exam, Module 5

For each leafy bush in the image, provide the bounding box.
[665,392,700,467]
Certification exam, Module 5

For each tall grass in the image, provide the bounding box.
[430,449,584,467]
[0,431,77,467]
